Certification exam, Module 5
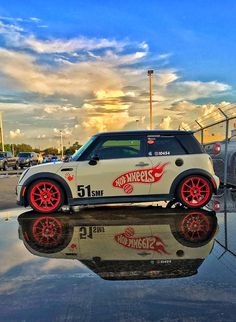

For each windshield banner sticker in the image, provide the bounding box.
[112,162,169,194]
[114,227,169,254]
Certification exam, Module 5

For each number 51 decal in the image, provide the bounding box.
[77,185,104,197]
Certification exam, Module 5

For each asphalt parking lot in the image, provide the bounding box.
[0,186,235,322]
[0,176,19,210]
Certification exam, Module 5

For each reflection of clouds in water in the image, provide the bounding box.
[0,242,34,274]
[40,258,84,272]
[0,209,86,292]
[0,208,22,219]
[0,272,96,294]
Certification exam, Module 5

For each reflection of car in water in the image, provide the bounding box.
[207,187,236,212]
[18,206,218,280]
[204,131,236,186]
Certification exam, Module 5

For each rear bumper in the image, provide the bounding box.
[212,175,220,193]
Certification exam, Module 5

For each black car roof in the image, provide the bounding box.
[94,130,193,137]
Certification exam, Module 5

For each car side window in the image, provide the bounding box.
[87,136,146,160]
[147,136,186,156]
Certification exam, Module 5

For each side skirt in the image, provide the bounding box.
[68,194,172,206]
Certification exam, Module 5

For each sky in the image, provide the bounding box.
[0,0,236,148]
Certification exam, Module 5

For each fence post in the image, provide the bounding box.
[218,108,229,187]
[195,120,204,144]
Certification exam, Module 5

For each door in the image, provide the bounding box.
[76,135,152,200]
[146,135,188,195]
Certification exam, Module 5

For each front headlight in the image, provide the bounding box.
[18,168,30,184]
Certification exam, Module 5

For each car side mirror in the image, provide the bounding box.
[89,155,99,166]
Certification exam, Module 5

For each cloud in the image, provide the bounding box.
[37,134,46,139]
[168,100,198,112]
[159,116,172,130]
[0,20,127,53]
[24,36,127,53]
[9,128,24,139]
[167,81,231,100]
[156,69,179,86]
[53,127,73,138]
[29,17,41,23]
[0,16,233,146]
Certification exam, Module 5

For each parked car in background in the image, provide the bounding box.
[44,154,61,163]
[204,130,236,186]
[0,151,19,170]
[18,152,38,169]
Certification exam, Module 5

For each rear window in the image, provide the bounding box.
[177,135,204,154]
[147,136,186,156]
[18,153,31,157]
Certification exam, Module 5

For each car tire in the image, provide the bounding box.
[28,179,64,213]
[21,215,73,254]
[14,162,19,170]
[176,175,212,208]
[3,162,9,171]
[172,210,217,247]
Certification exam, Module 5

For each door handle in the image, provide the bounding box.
[135,162,150,167]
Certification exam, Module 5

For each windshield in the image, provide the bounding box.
[71,137,95,161]
[0,153,5,158]
[18,153,31,157]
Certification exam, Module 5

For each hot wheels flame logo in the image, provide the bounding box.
[114,227,169,254]
[112,162,169,194]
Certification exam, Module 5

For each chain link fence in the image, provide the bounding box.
[180,103,236,186]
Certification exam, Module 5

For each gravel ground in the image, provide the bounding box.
[0,176,19,210]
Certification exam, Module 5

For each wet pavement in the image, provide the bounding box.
[0,189,236,322]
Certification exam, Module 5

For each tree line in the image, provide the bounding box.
[0,141,82,156]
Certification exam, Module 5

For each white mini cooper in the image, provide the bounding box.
[17,130,219,213]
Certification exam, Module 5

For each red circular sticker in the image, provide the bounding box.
[123,184,133,194]
[147,140,155,144]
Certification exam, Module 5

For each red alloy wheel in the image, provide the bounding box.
[179,176,211,207]
[32,216,63,247]
[179,212,211,242]
[29,181,62,212]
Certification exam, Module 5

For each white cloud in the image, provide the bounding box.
[54,127,73,138]
[159,116,172,130]
[37,134,46,139]
[9,128,24,139]
[13,33,127,54]
[29,17,41,23]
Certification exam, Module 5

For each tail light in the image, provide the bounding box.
[213,200,220,211]
[213,143,221,155]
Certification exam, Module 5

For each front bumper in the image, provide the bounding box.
[19,160,30,166]
[16,184,24,206]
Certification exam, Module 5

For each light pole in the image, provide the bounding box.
[147,70,154,130]
[60,130,64,159]
[0,112,4,152]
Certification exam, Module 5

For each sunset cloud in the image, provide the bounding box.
[9,128,24,139]
[0,16,233,147]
